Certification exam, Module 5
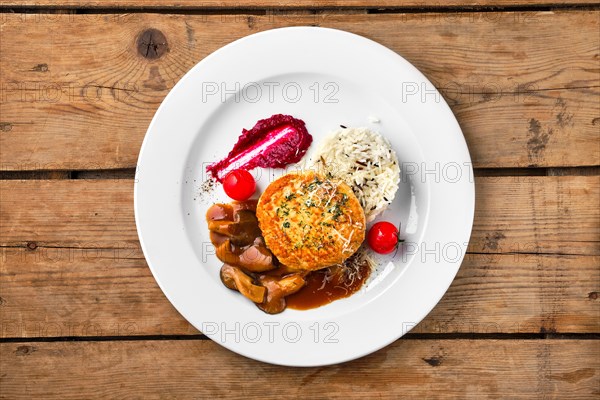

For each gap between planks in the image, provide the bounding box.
[1,166,598,180]
[1,4,600,13]
[1,332,600,343]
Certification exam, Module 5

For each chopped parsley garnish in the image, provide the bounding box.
[305,177,323,192]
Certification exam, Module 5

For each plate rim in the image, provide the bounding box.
[134,26,475,366]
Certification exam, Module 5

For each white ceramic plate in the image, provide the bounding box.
[135,27,475,366]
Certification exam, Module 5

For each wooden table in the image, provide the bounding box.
[1,1,599,398]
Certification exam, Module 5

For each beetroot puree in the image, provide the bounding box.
[207,114,312,182]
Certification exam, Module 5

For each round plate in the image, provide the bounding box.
[135,27,475,366]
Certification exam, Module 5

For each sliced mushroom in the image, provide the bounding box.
[231,200,258,213]
[206,203,233,222]
[277,274,306,294]
[216,238,275,272]
[208,220,235,234]
[256,274,306,314]
[264,264,309,278]
[209,231,228,247]
[220,264,266,304]
[208,210,261,246]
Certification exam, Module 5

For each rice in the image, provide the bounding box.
[309,127,400,221]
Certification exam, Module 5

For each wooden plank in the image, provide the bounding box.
[2,176,598,255]
[1,246,598,337]
[2,0,599,8]
[420,253,600,334]
[0,246,198,338]
[0,180,140,248]
[1,12,599,170]
[470,175,600,256]
[1,339,598,398]
[0,177,598,337]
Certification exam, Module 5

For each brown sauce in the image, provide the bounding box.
[206,200,370,311]
[286,260,371,310]
[206,200,257,223]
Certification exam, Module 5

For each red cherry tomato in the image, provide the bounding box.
[367,221,401,254]
[223,169,256,201]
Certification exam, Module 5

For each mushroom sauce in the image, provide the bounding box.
[206,201,370,313]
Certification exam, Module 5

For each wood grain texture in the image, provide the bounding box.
[0,246,198,338]
[0,177,598,337]
[471,175,600,256]
[2,0,599,8]
[1,339,599,398]
[1,12,599,170]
